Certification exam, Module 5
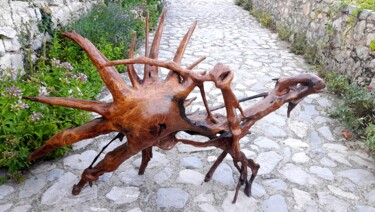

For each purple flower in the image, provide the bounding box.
[3,86,22,98]
[30,112,43,121]
[11,99,29,111]
[75,73,88,82]
[60,62,74,71]
[368,85,373,91]
[51,58,60,67]
[38,86,49,96]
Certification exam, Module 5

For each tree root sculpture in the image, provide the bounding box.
[24,10,325,204]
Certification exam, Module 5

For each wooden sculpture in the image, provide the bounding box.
[24,10,325,203]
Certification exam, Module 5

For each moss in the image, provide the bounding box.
[370,40,375,51]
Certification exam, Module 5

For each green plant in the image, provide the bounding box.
[276,24,292,41]
[290,33,307,55]
[251,9,274,28]
[370,40,375,51]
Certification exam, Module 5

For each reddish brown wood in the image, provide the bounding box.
[24,10,325,203]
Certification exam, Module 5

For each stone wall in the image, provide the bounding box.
[251,0,375,86]
[0,0,103,74]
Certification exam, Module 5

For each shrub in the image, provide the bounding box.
[0,0,164,182]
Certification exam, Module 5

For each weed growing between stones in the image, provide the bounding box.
[342,0,375,10]
[251,9,274,28]
[0,0,164,183]
[370,40,375,51]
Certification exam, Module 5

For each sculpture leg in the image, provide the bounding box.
[204,151,227,182]
[138,146,153,175]
[244,158,260,196]
[72,142,138,195]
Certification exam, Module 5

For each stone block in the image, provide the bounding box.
[3,37,21,52]
[0,53,24,71]
[0,26,17,39]
[0,40,5,56]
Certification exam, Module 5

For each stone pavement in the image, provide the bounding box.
[1,0,375,211]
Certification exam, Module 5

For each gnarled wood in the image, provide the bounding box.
[24,11,325,204]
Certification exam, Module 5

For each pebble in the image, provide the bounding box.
[0,185,14,199]
[177,169,205,185]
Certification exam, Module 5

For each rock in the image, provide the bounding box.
[133,151,169,168]
[212,163,235,185]
[63,150,98,170]
[319,157,337,167]
[261,124,287,138]
[41,172,78,205]
[177,143,215,153]
[0,41,5,56]
[348,156,374,168]
[366,190,375,204]
[309,166,334,181]
[47,168,64,181]
[281,138,309,148]
[256,151,283,175]
[252,182,266,198]
[3,38,21,52]
[177,169,204,185]
[262,112,286,127]
[254,137,280,149]
[355,206,375,212]
[279,163,317,185]
[19,174,47,198]
[106,187,140,204]
[11,204,32,212]
[337,169,375,186]
[0,204,12,212]
[222,191,259,212]
[154,167,173,184]
[0,27,17,38]
[156,188,189,208]
[199,203,219,212]
[127,208,142,212]
[328,185,358,200]
[119,169,145,186]
[194,193,215,202]
[262,194,288,212]
[72,138,95,150]
[318,192,350,212]
[181,156,203,169]
[323,143,348,153]
[318,126,334,141]
[293,188,314,210]
[328,152,352,166]
[309,131,322,145]
[0,185,14,199]
[263,179,288,191]
[292,152,310,163]
[288,120,309,138]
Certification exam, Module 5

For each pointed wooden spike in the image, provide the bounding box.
[187,56,206,70]
[149,9,167,59]
[173,21,197,64]
[23,96,110,117]
[144,10,150,80]
[62,32,130,102]
[128,31,141,88]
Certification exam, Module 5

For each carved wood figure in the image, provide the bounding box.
[24,10,325,203]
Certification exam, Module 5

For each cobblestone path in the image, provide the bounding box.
[1,0,374,211]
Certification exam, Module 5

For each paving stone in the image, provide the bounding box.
[293,188,314,210]
[318,192,350,212]
[98,172,113,182]
[180,156,203,169]
[177,169,204,185]
[328,185,359,200]
[328,152,352,166]
[262,194,288,212]
[261,124,287,137]
[318,126,334,141]
[0,204,12,212]
[194,193,215,202]
[348,155,374,168]
[319,157,337,167]
[106,187,140,204]
[133,151,169,168]
[288,120,309,138]
[355,206,375,212]
[292,152,310,163]
[156,188,189,209]
[212,163,235,185]
[47,168,65,181]
[282,138,309,148]
[222,191,259,212]
[199,203,219,212]
[41,172,78,205]
[0,185,14,199]
[309,166,334,181]
[323,143,348,154]
[127,208,142,212]
[309,131,322,145]
[254,137,280,149]
[280,163,317,185]
[263,179,288,191]
[63,150,98,170]
[256,151,283,175]
[19,174,47,198]
[11,204,32,212]
[366,190,375,204]
[177,143,216,152]
[337,169,375,186]
[119,169,145,186]
[252,182,266,198]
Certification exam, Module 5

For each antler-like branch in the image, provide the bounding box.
[127,31,141,89]
[62,32,131,102]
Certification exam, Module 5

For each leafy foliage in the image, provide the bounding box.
[341,0,375,10]
[0,0,163,181]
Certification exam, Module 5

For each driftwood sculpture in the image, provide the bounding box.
[25,10,325,203]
